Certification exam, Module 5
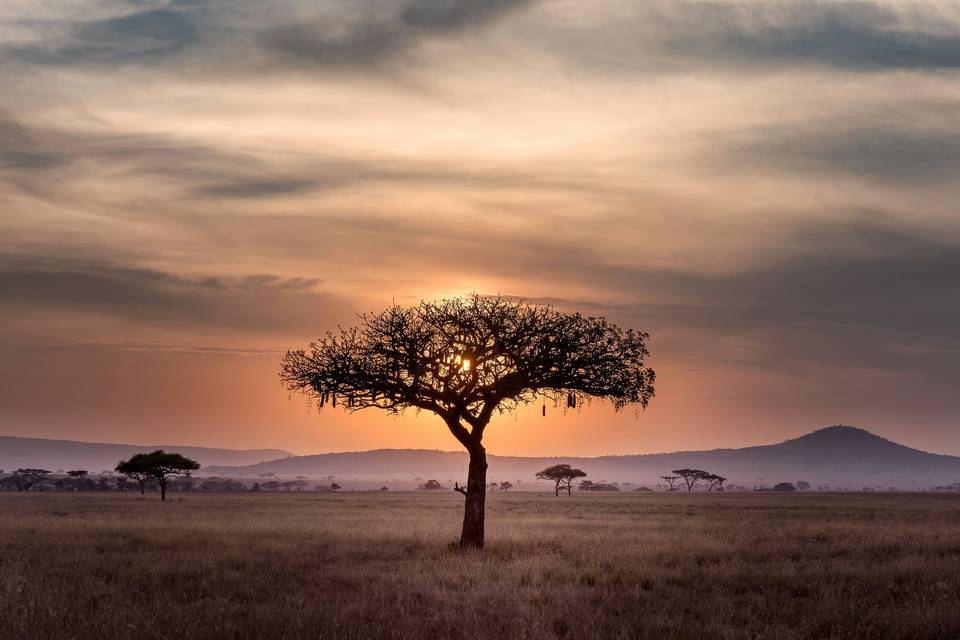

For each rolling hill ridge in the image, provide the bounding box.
[0,436,292,473]
[203,426,960,489]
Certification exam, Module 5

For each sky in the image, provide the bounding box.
[2,0,959,457]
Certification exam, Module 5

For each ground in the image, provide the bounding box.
[3,491,960,640]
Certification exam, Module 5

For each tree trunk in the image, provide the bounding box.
[139,481,145,495]
[554,480,560,497]
[159,478,166,501]
[459,445,487,548]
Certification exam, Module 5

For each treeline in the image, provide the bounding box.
[0,469,347,494]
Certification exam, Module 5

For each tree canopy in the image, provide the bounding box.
[536,464,588,496]
[672,469,711,492]
[281,295,655,446]
[116,450,199,501]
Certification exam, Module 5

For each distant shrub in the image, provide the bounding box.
[579,480,620,491]
[773,482,796,492]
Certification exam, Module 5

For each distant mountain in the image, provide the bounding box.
[204,426,960,490]
[0,436,292,473]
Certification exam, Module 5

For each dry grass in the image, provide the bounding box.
[3,491,960,640]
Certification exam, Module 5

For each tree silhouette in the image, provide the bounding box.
[499,481,513,492]
[419,479,444,491]
[115,451,199,501]
[536,464,587,496]
[660,475,680,491]
[672,469,711,492]
[704,473,727,492]
[281,295,654,548]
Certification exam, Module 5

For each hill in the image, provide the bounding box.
[203,426,960,490]
[0,436,292,473]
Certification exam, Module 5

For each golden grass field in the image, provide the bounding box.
[3,491,960,640]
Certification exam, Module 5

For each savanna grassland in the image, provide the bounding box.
[3,491,960,640]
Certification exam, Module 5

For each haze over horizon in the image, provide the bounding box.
[3,0,960,457]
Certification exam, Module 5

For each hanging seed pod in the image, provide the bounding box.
[542,404,546,417]
[332,393,337,408]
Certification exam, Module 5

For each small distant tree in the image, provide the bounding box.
[280,480,303,492]
[773,482,796,492]
[536,464,587,496]
[704,474,726,492]
[115,451,200,501]
[661,475,680,491]
[672,469,711,492]
[330,482,342,492]
[419,479,444,491]
[580,480,620,491]
[380,486,390,491]
[795,480,810,491]
[500,481,513,492]
[487,482,498,493]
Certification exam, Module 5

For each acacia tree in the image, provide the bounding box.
[115,451,200,501]
[704,473,727,492]
[660,475,680,491]
[281,295,655,548]
[672,469,711,492]
[536,464,587,496]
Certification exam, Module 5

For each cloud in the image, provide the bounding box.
[0,255,344,335]
[5,7,199,66]
[531,1,960,75]
[715,125,960,185]
[257,0,535,68]
[620,217,960,375]
[193,178,319,199]
[663,1,960,71]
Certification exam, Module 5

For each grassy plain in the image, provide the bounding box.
[3,491,960,640]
